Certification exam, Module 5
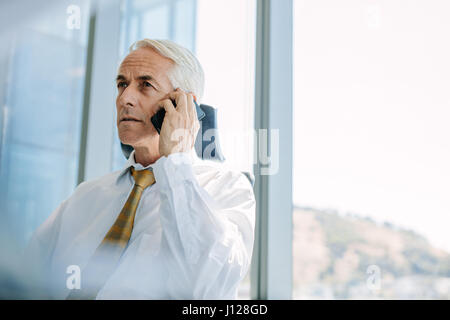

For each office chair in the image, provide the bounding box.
[120,104,255,187]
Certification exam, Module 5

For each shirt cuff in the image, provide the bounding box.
[152,151,196,189]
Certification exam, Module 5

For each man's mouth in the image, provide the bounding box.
[121,118,142,122]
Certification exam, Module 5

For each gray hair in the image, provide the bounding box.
[129,39,205,102]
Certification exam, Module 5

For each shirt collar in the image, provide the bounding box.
[115,148,201,183]
[116,149,152,183]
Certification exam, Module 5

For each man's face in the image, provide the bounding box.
[116,47,174,147]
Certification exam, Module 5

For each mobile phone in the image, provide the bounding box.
[151,99,206,134]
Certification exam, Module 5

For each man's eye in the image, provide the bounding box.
[143,81,153,88]
[117,82,127,88]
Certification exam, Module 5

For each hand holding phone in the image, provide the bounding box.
[151,97,205,134]
[154,90,205,157]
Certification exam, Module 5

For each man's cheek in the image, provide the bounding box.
[147,107,160,120]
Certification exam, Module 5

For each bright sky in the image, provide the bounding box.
[293,0,450,253]
[196,0,256,173]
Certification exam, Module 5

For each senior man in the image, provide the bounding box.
[24,39,256,300]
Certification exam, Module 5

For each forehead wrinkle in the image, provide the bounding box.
[118,54,173,90]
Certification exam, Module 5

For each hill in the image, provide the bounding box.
[293,206,450,299]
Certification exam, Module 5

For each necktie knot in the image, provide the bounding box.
[130,167,155,189]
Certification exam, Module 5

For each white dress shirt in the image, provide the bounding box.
[24,149,256,299]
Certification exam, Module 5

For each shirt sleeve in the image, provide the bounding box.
[152,152,256,299]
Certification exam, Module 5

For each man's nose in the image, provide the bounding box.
[118,86,139,107]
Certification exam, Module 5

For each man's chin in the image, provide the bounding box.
[119,131,157,147]
[119,133,139,147]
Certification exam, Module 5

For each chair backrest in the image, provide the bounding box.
[193,104,226,162]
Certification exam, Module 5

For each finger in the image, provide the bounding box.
[158,98,176,115]
[188,94,200,142]
[187,93,198,121]
[168,88,188,115]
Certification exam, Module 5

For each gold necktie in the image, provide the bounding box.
[66,167,156,300]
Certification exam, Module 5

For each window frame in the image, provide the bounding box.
[78,0,122,183]
[250,0,293,300]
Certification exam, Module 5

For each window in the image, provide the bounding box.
[293,0,450,299]
[0,0,91,247]
[112,0,256,298]
[195,0,256,298]
[111,0,197,171]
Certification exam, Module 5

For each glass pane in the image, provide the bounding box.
[196,0,256,298]
[141,6,170,39]
[293,0,450,299]
[113,0,256,299]
[0,0,90,248]
[112,0,197,171]
[196,0,256,174]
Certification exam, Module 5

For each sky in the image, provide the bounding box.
[196,0,256,173]
[293,0,450,253]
